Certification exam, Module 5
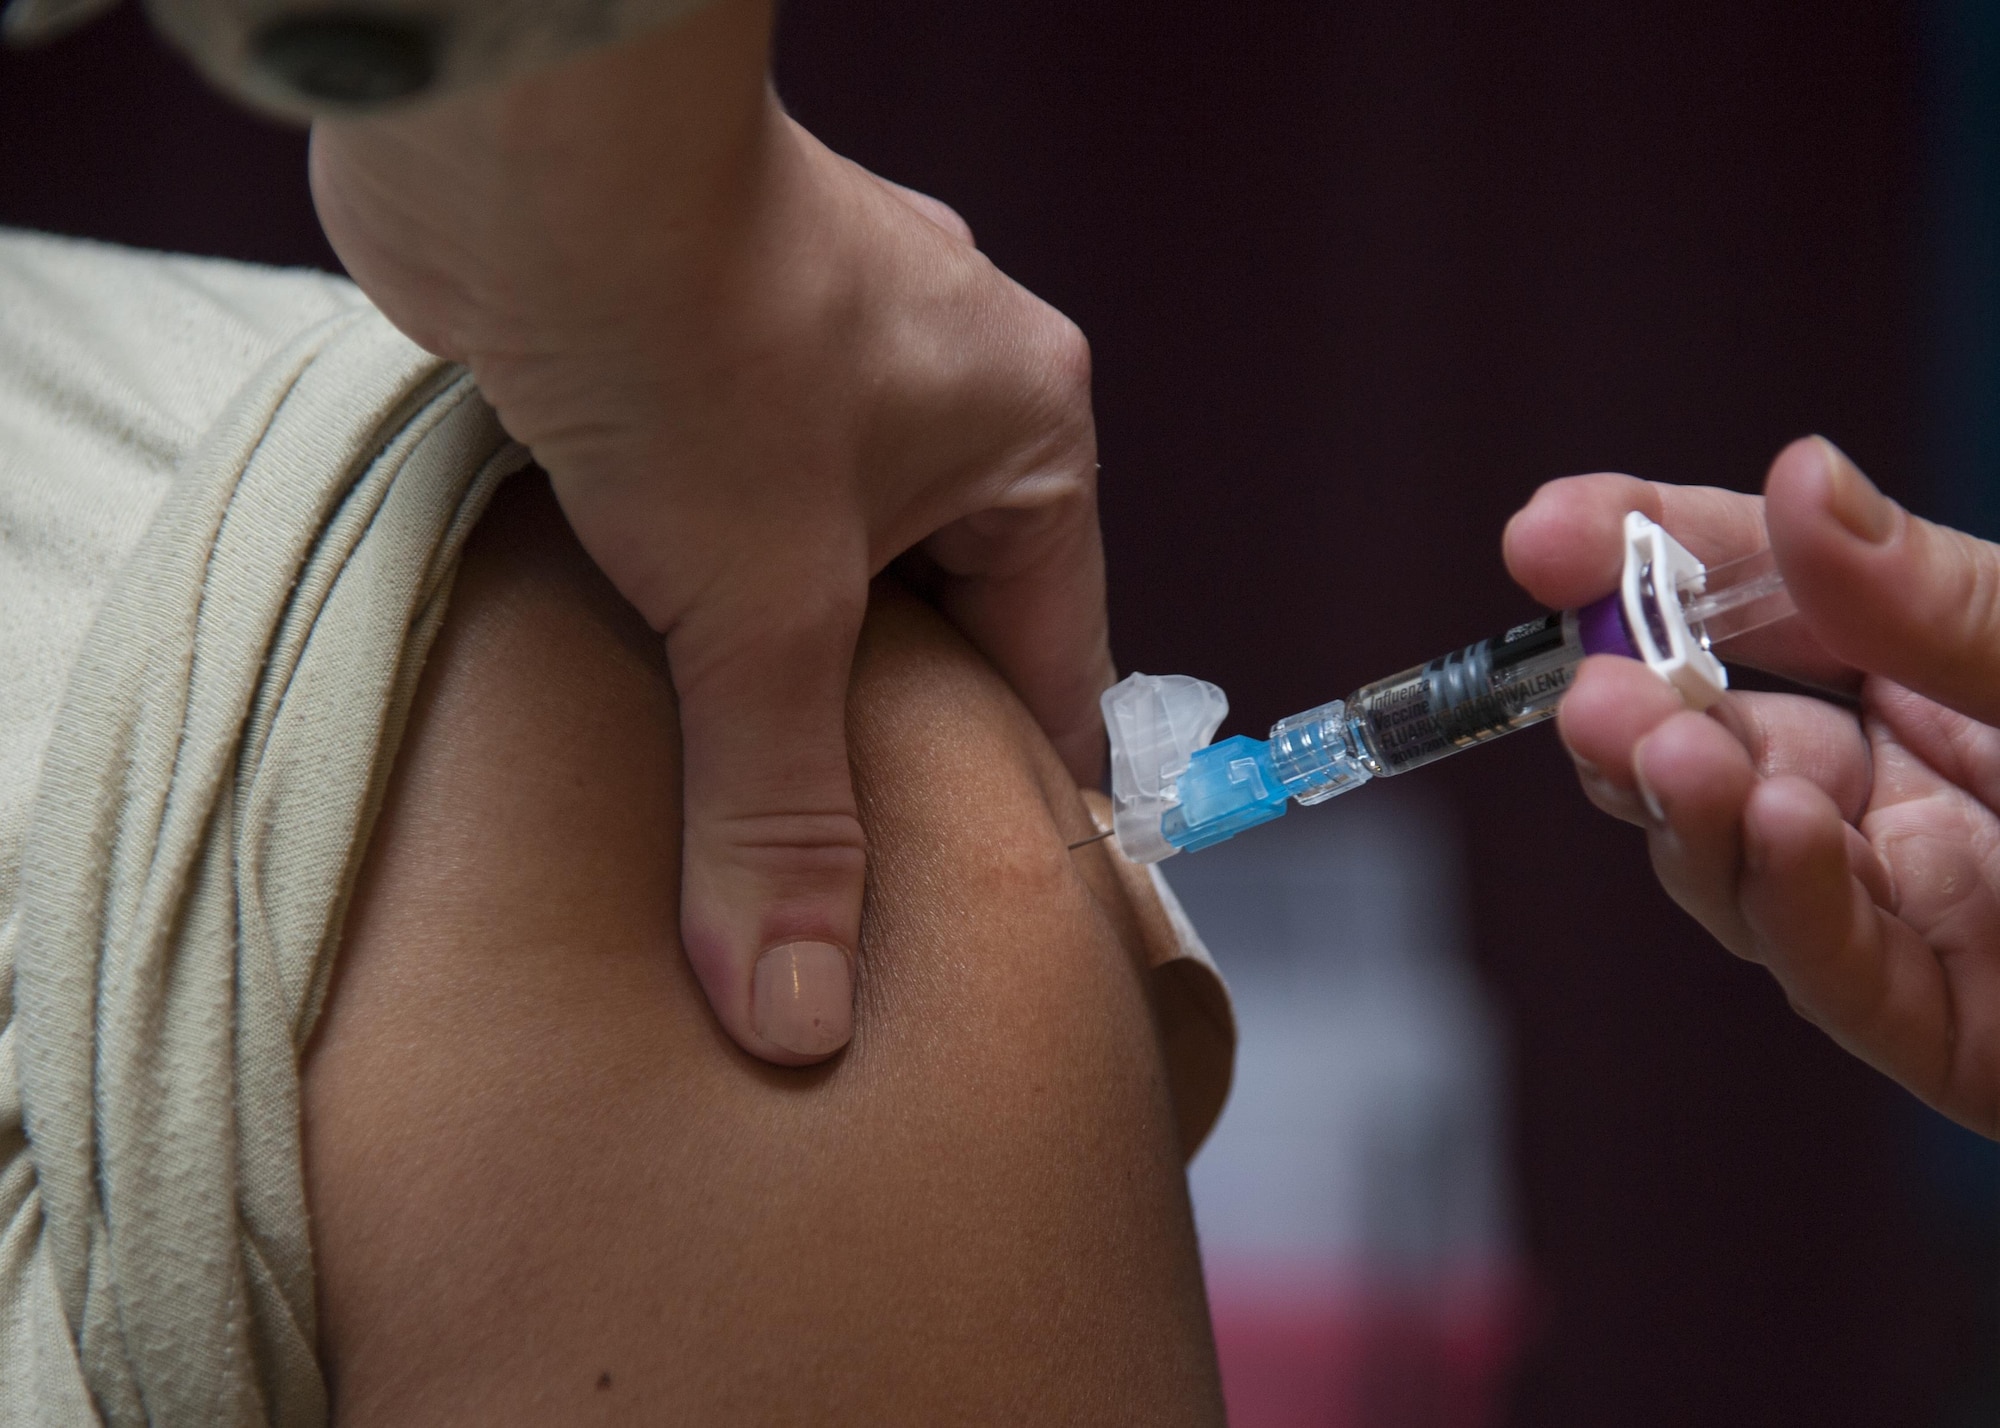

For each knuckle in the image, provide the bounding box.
[1780,986,1830,1030]
[726,811,866,853]
[1945,528,2000,670]
[998,317,1099,508]
[1010,306,1094,444]
[928,196,975,245]
[1040,312,1094,403]
[707,808,868,877]
[671,574,867,676]
[778,575,868,639]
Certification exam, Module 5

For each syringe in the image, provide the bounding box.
[1099,512,1799,863]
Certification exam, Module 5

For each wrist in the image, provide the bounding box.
[119,0,756,119]
[310,0,782,360]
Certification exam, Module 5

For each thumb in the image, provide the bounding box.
[667,575,868,1065]
[1766,435,2000,726]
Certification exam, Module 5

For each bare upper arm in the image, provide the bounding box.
[301,474,1224,1424]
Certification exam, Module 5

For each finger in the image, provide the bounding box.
[916,316,1112,785]
[667,572,869,1066]
[1630,708,1762,955]
[1859,678,2000,814]
[1502,472,1767,610]
[1853,773,2000,1071]
[1767,435,2000,726]
[924,479,1115,784]
[1557,654,1689,824]
[1504,472,1656,608]
[1736,775,1959,1112]
[1705,689,1874,823]
[1562,644,1876,834]
[1503,468,1848,686]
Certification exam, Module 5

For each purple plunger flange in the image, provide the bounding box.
[1577,591,1637,660]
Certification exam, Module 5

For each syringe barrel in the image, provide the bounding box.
[1342,609,1586,777]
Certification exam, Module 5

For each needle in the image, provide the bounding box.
[1066,828,1115,851]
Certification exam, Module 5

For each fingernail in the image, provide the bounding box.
[1819,439,1896,544]
[1632,746,1667,825]
[753,941,854,1057]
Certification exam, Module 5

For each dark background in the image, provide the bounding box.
[5,2,1995,1422]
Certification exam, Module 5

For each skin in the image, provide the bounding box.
[309,0,1112,1066]
[1505,436,2000,1137]
[301,474,1225,1424]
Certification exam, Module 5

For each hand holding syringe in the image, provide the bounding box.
[1098,511,1799,863]
[1109,437,2000,1141]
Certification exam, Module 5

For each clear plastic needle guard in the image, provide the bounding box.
[1102,512,1797,863]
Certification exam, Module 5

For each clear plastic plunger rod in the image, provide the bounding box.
[1677,546,1797,647]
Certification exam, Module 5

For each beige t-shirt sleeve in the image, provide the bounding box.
[0,229,527,1426]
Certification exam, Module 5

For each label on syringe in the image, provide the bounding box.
[1489,613,1567,668]
[1350,611,1584,775]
